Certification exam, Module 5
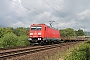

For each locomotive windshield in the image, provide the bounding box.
[31,26,42,30]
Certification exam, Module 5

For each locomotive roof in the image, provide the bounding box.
[32,24,45,25]
[31,24,58,30]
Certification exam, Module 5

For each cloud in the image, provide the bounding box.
[77,10,90,20]
[11,21,25,28]
[0,0,90,31]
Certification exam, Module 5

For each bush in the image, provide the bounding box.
[66,50,86,60]
[0,38,3,48]
[86,41,90,44]
[1,33,30,48]
[65,42,90,60]
[2,33,18,48]
[17,35,30,46]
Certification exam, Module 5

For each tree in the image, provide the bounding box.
[60,28,76,38]
[13,27,29,36]
[75,29,85,36]
[0,27,3,38]
[0,27,13,38]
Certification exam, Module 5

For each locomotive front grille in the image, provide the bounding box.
[32,38,38,40]
[28,38,42,43]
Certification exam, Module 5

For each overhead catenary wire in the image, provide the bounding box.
[49,0,68,27]
[43,0,82,30]
[10,0,66,19]
[43,0,68,28]
[43,0,65,19]
[9,0,39,15]
[49,0,66,17]
[22,0,67,20]
[75,22,86,31]
[10,0,68,28]
[21,0,40,13]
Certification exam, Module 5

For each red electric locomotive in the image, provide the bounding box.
[28,24,60,45]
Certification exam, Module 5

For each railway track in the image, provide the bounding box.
[0,42,79,60]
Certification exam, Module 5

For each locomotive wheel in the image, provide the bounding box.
[40,41,44,46]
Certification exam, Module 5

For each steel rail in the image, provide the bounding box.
[0,42,77,60]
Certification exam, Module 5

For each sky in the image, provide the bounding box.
[0,0,90,31]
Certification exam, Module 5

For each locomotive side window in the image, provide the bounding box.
[45,27,46,31]
[31,26,42,30]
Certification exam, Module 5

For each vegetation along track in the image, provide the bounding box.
[0,42,80,60]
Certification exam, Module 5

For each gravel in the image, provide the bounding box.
[6,42,82,60]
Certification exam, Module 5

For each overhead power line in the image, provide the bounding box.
[10,0,68,27]
[49,0,66,17]
[9,0,39,15]
[43,0,65,19]
[43,0,68,28]
[21,0,39,12]
[10,0,66,19]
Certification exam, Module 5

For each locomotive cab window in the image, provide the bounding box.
[31,26,37,30]
[37,26,42,30]
[31,26,42,30]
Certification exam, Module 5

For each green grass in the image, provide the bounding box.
[63,41,90,60]
[41,41,90,60]
[41,50,64,60]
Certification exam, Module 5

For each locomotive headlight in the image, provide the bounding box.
[38,33,41,35]
[38,38,41,40]
[28,38,32,40]
[30,33,33,35]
